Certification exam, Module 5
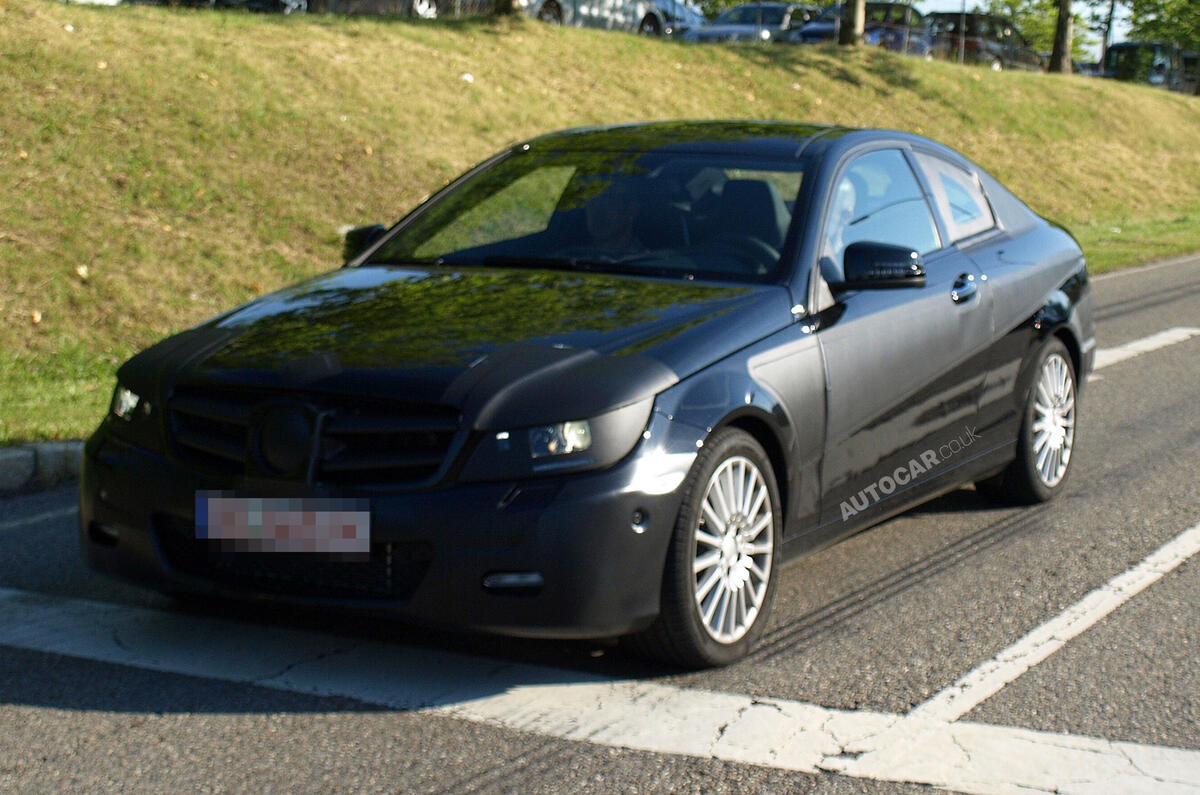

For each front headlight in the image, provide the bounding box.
[111,386,143,421]
[458,399,653,482]
[529,421,592,459]
[105,381,162,452]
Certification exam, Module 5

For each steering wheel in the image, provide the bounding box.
[704,234,780,274]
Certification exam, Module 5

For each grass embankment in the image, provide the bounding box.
[3,0,1199,443]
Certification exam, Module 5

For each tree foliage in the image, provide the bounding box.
[984,0,1094,59]
[1127,0,1200,49]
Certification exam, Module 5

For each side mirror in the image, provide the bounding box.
[342,224,387,265]
[834,242,926,290]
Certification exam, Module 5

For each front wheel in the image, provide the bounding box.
[638,14,662,35]
[410,0,437,17]
[537,0,562,23]
[625,428,781,667]
[977,338,1077,504]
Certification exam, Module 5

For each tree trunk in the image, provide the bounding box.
[1099,0,1117,65]
[838,0,866,45]
[494,0,514,14]
[1049,0,1073,73]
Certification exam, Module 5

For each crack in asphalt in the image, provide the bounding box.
[250,644,359,686]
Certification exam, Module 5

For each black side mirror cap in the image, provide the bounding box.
[342,224,387,265]
[833,242,927,290]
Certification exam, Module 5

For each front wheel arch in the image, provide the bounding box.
[624,427,783,667]
[638,13,662,35]
[1051,327,1083,392]
[722,414,790,523]
[537,0,563,23]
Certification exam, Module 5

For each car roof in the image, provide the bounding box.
[928,11,1013,22]
[521,120,848,159]
[518,122,981,179]
[723,2,802,8]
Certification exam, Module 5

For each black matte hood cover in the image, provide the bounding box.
[127,266,793,428]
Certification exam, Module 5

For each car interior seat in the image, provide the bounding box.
[709,179,791,250]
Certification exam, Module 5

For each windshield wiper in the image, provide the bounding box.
[480,255,638,274]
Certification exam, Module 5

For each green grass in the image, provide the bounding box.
[3,0,1199,443]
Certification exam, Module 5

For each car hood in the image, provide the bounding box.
[797,20,835,38]
[123,265,794,428]
[692,23,777,38]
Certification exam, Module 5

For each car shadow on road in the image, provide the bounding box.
[1,488,1061,716]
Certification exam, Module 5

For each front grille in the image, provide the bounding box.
[167,384,460,487]
[156,515,433,601]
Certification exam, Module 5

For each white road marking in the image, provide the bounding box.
[4,519,1200,793]
[1092,253,1199,281]
[907,519,1200,725]
[0,506,77,533]
[1,310,1196,787]
[1093,327,1200,370]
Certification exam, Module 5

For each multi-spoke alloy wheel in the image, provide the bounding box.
[625,428,781,668]
[976,338,1079,504]
[692,456,774,644]
[1031,352,1075,487]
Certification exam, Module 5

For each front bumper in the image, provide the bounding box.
[79,416,695,639]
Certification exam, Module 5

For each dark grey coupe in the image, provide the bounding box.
[81,121,1094,667]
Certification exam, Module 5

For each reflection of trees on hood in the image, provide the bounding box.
[204,269,749,370]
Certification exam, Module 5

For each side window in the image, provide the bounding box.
[820,149,941,281]
[913,152,996,243]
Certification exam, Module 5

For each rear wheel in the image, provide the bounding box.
[977,338,1076,504]
[625,428,781,668]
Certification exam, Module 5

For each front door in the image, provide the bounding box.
[813,147,994,537]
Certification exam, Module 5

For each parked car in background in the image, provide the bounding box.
[656,0,707,36]
[1181,51,1200,95]
[784,1,932,57]
[682,2,817,43]
[524,0,704,36]
[1102,41,1195,92]
[928,12,1042,71]
[80,120,1094,668]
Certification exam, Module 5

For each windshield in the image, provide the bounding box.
[368,148,804,284]
[817,3,841,21]
[661,0,705,24]
[714,5,787,26]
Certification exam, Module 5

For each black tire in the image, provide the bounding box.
[625,427,782,668]
[409,0,437,17]
[537,1,562,24]
[638,14,662,35]
[976,337,1077,504]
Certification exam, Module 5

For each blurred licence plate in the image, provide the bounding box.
[195,492,370,555]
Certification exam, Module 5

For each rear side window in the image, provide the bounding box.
[914,152,996,243]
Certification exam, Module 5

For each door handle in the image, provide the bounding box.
[951,273,978,303]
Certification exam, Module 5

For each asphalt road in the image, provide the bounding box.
[2,255,1198,793]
